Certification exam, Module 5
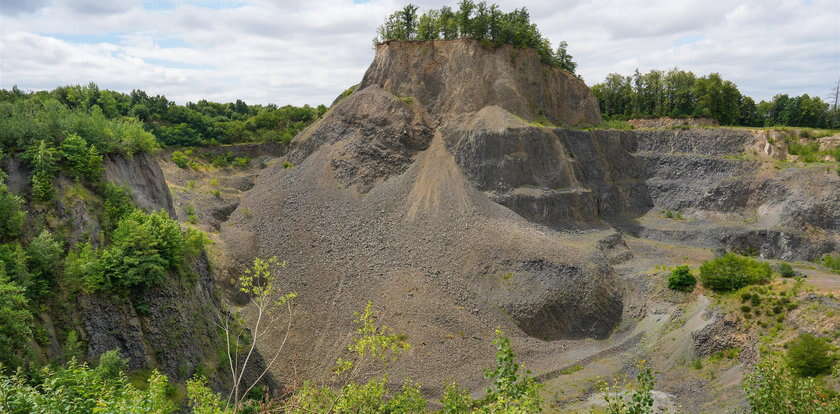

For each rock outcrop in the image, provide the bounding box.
[360,39,601,126]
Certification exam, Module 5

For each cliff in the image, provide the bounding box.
[360,39,601,126]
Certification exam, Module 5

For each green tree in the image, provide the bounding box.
[0,183,25,240]
[23,140,58,201]
[26,230,63,296]
[554,41,577,74]
[667,265,696,292]
[99,210,190,290]
[478,330,542,413]
[60,133,103,181]
[745,356,840,413]
[699,253,772,292]
[0,270,32,368]
[786,334,836,377]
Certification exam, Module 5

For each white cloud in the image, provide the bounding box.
[0,0,837,105]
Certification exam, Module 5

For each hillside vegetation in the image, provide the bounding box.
[375,1,578,73]
[592,68,840,128]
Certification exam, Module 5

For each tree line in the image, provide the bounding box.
[0,83,327,149]
[591,69,840,128]
[376,1,578,74]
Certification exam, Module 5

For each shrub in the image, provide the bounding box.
[746,356,840,413]
[26,230,63,296]
[102,184,135,233]
[171,149,194,169]
[822,253,840,274]
[0,351,176,413]
[60,133,103,181]
[0,183,25,240]
[0,270,33,368]
[786,334,836,377]
[699,253,772,292]
[64,242,103,293]
[24,140,58,201]
[667,265,696,292]
[777,262,796,278]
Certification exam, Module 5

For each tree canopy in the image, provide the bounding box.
[375,1,579,73]
[592,68,840,128]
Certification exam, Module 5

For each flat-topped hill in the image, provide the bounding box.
[360,39,601,126]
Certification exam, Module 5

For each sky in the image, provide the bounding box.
[0,0,838,106]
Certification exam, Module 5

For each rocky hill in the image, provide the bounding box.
[176,40,840,412]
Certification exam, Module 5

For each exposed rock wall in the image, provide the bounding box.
[360,39,601,126]
[104,152,176,217]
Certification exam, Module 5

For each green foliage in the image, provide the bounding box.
[186,376,233,414]
[334,301,410,375]
[23,140,58,201]
[67,209,207,293]
[60,133,103,181]
[171,149,196,169]
[777,262,796,278]
[745,355,840,413]
[667,265,696,292]
[662,209,684,220]
[63,242,103,293]
[600,361,655,414]
[0,84,325,155]
[62,330,84,363]
[100,210,189,290]
[0,350,177,414]
[25,230,63,297]
[786,334,837,377]
[699,253,772,292]
[0,183,25,240]
[102,183,135,233]
[376,2,577,71]
[821,253,840,274]
[0,270,33,368]
[592,69,840,129]
[476,330,542,413]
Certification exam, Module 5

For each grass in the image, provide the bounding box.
[662,209,684,220]
[557,364,583,375]
[584,119,634,130]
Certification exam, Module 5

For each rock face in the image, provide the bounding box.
[104,152,176,217]
[360,39,602,126]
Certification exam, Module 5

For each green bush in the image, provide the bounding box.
[171,149,194,169]
[667,265,696,292]
[102,183,135,233]
[746,356,840,413]
[777,262,796,278]
[0,183,25,240]
[0,351,176,414]
[786,334,836,377]
[0,269,33,368]
[699,253,772,292]
[60,133,103,181]
[99,210,187,290]
[25,230,63,297]
[23,140,58,201]
[822,253,840,274]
